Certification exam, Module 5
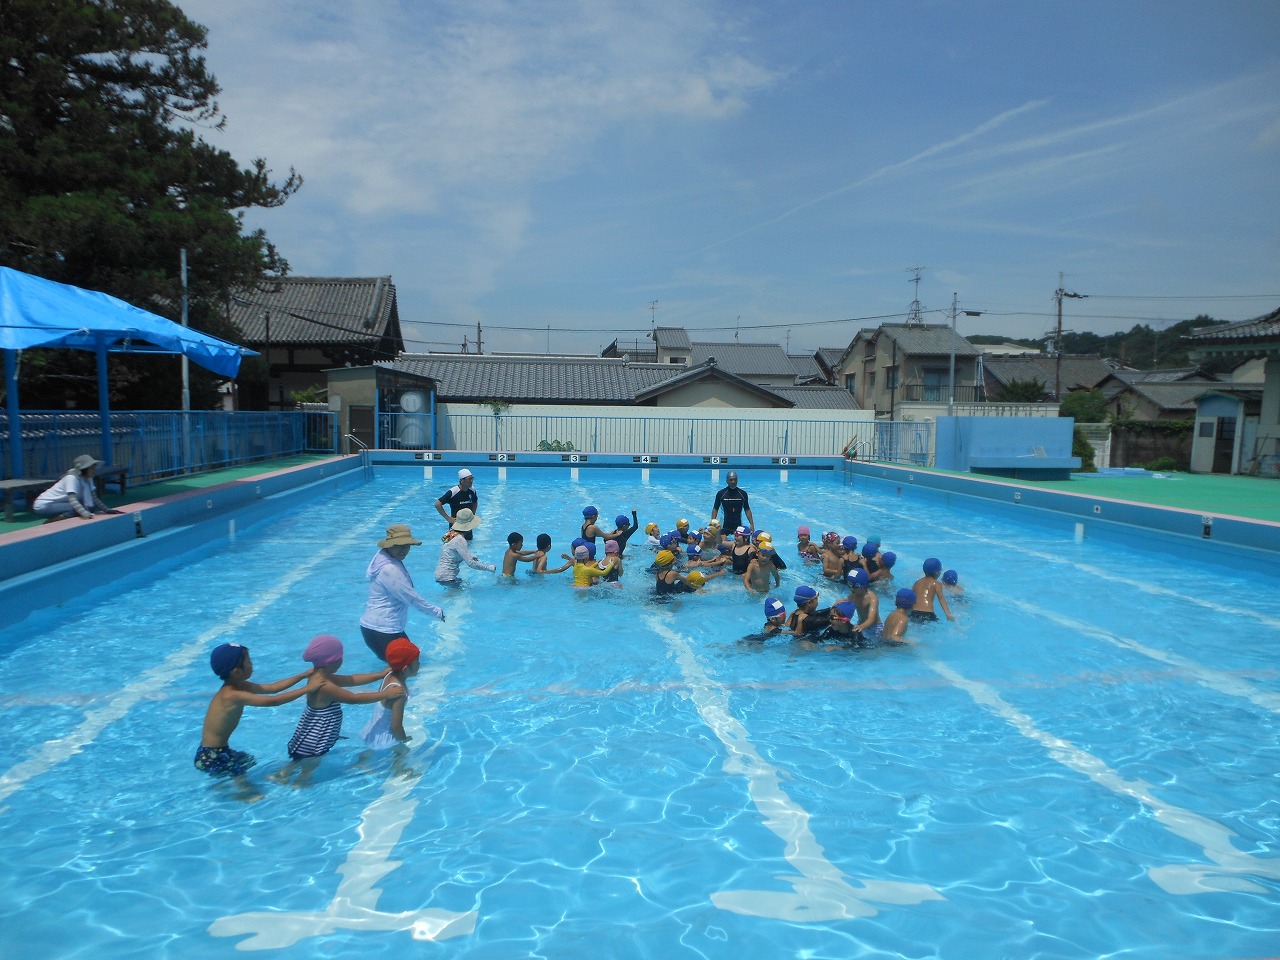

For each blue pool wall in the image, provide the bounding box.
[2,452,1277,634]
[846,460,1280,563]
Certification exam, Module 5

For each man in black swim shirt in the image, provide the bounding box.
[711,471,754,533]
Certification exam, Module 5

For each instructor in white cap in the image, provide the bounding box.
[434,468,479,541]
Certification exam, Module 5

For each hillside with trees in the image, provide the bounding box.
[968,316,1232,371]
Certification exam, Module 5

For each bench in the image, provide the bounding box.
[969,454,1081,481]
[0,478,55,522]
[94,464,130,496]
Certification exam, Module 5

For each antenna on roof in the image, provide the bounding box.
[649,300,658,336]
[906,266,926,326]
[735,316,740,342]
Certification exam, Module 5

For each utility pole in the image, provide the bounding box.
[476,321,483,355]
[1053,272,1086,400]
[180,248,190,412]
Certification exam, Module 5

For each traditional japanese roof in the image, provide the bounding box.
[787,352,826,382]
[374,353,859,408]
[1115,380,1227,414]
[228,276,402,351]
[1183,307,1280,359]
[983,354,1124,394]
[773,386,861,410]
[689,341,797,377]
[877,323,983,356]
[653,326,692,351]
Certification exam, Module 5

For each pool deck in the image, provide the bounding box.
[892,466,1280,524]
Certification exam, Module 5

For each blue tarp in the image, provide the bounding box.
[0,266,251,378]
[1,266,257,478]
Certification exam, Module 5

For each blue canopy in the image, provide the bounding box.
[0,266,251,377]
[1,266,257,477]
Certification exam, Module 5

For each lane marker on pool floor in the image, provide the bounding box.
[646,614,945,920]
[0,488,426,808]
[207,483,508,948]
[928,658,1280,895]
[209,601,478,948]
[1003,597,1280,715]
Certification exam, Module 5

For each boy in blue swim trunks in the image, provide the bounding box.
[196,643,314,777]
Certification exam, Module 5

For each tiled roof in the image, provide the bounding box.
[879,323,982,357]
[1109,367,1214,384]
[1181,307,1280,342]
[788,353,825,381]
[773,387,861,410]
[653,326,692,350]
[690,341,797,376]
[983,355,1122,392]
[229,276,400,348]
[386,354,648,402]
[632,360,792,405]
[1120,380,1225,412]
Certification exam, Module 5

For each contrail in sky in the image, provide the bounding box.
[692,98,1049,256]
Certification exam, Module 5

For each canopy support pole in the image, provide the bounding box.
[96,336,113,466]
[4,349,23,478]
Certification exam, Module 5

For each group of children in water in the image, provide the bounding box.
[197,499,965,782]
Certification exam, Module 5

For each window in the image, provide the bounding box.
[885,366,899,390]
[1198,420,1215,438]
[844,373,856,395]
[868,371,876,392]
[922,367,948,402]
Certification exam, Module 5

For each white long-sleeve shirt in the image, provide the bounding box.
[34,473,103,517]
[359,549,444,634]
[434,533,495,583]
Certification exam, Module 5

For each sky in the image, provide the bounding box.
[178,0,1280,358]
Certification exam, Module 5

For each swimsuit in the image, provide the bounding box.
[287,702,343,759]
[909,610,939,623]
[360,678,407,750]
[599,559,621,583]
[194,745,256,777]
[730,545,754,575]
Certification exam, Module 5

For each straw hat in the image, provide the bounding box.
[451,508,482,532]
[71,454,104,474]
[378,523,422,548]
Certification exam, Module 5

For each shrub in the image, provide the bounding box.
[1072,426,1097,472]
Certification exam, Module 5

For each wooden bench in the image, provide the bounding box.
[0,478,55,522]
[94,464,130,496]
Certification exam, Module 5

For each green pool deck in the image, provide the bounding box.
[897,467,1280,523]
[0,454,338,535]
[5,454,1277,533]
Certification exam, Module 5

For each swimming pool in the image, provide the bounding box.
[1,465,1278,959]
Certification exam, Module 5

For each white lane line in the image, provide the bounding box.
[647,614,943,920]
[209,482,512,949]
[208,604,477,948]
[844,496,1280,631]
[0,486,419,809]
[927,658,1280,894]
[1004,597,1280,714]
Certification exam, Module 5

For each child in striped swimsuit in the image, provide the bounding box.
[285,634,392,762]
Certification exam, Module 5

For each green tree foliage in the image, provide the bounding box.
[1058,387,1109,423]
[999,377,1047,402]
[1071,426,1096,472]
[0,0,301,409]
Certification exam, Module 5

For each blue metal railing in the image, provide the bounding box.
[1,410,337,483]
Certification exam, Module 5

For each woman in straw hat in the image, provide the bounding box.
[33,454,123,522]
[434,508,495,584]
[359,523,445,662]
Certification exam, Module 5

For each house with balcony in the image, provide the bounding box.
[832,323,982,418]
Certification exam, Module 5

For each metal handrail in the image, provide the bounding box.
[343,434,368,452]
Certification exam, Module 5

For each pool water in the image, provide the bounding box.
[1,466,1278,959]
